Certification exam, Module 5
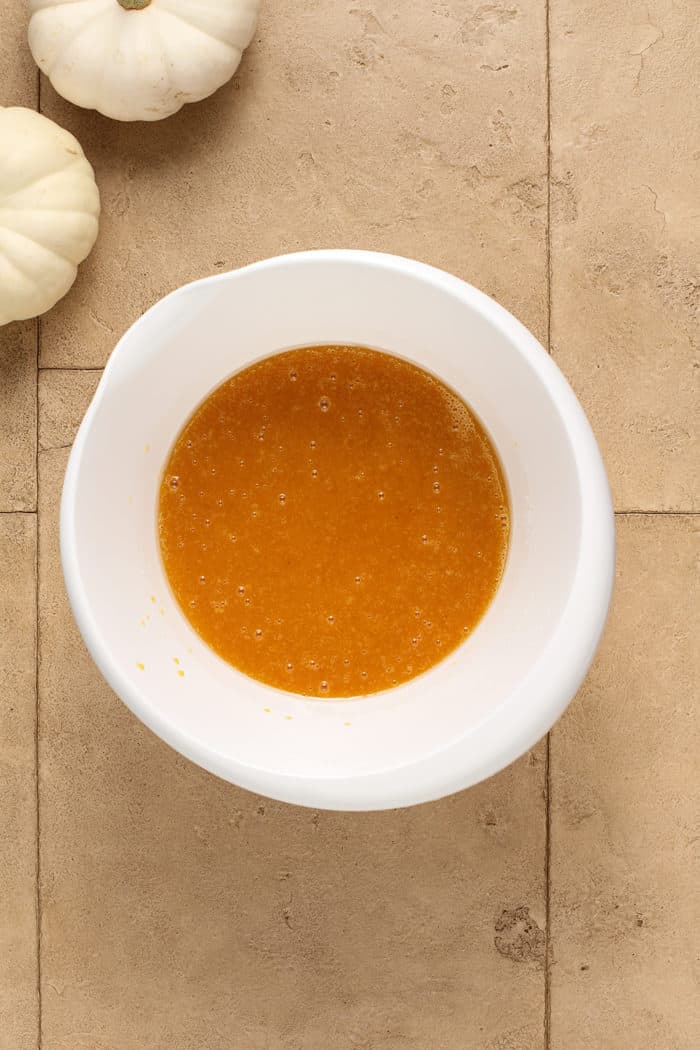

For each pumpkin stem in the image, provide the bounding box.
[118,0,152,9]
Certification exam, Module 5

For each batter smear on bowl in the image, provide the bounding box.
[158,345,509,697]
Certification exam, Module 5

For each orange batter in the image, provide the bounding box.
[158,346,509,697]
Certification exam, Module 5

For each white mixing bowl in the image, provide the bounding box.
[61,250,614,810]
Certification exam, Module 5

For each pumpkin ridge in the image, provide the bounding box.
[0,250,35,311]
[0,208,98,233]
[0,237,71,300]
[0,104,99,324]
[40,6,114,79]
[155,5,239,53]
[0,202,97,215]
[0,224,83,269]
[146,10,176,102]
[0,162,95,209]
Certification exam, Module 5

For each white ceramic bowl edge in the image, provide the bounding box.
[61,250,615,810]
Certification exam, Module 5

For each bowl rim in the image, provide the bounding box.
[60,249,615,810]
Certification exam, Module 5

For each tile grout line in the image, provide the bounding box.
[34,324,43,1050]
[616,509,700,517]
[35,63,43,1050]
[35,352,43,1050]
[544,0,552,1047]
[39,366,105,372]
[544,733,552,1050]
[545,0,553,365]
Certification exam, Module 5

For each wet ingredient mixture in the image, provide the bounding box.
[158,345,509,697]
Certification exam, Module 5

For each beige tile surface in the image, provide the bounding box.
[0,514,38,1050]
[0,15,39,1048]
[0,325,37,512]
[38,371,101,453]
[550,515,700,1049]
[550,0,699,511]
[39,0,548,367]
[1,1,37,108]
[39,434,546,1048]
[0,3,38,513]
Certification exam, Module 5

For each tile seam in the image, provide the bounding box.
[545,0,553,1045]
[35,60,43,1044]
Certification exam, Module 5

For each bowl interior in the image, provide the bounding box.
[64,253,599,807]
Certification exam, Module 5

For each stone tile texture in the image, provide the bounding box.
[0,5,38,512]
[550,0,699,511]
[0,9,39,1047]
[38,0,548,367]
[0,325,37,512]
[38,371,101,453]
[0,515,38,1050]
[550,515,699,1049]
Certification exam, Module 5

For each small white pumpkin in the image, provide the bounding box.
[28,0,261,122]
[0,107,100,327]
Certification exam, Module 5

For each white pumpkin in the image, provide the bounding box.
[28,0,261,122]
[0,107,100,327]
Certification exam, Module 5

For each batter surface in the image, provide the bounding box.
[158,345,509,697]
